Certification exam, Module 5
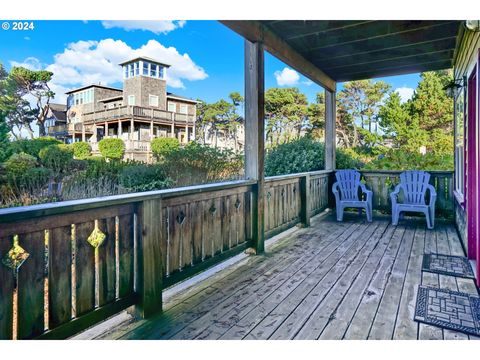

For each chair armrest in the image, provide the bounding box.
[359,183,372,201]
[390,184,401,205]
[427,184,437,206]
[332,182,341,201]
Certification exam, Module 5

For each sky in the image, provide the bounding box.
[0,20,420,108]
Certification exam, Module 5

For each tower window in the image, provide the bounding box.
[159,66,164,79]
[149,95,159,107]
[143,61,149,76]
[150,64,158,77]
[168,102,176,112]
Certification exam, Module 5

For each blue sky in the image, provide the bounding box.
[0,20,421,105]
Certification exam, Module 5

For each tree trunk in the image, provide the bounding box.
[38,122,46,137]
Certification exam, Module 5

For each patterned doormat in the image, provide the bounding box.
[422,253,475,279]
[414,286,480,336]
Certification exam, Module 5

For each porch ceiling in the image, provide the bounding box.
[223,20,463,83]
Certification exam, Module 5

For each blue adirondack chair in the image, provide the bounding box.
[332,170,373,222]
[390,170,437,229]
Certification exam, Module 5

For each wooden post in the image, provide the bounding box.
[130,118,134,140]
[150,120,154,140]
[171,113,175,138]
[104,122,108,138]
[118,120,122,137]
[325,90,336,171]
[193,106,197,141]
[300,174,311,227]
[245,40,265,254]
[81,124,86,142]
[136,199,163,318]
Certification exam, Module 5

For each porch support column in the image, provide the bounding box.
[171,113,175,138]
[193,106,197,141]
[245,40,265,254]
[325,89,336,171]
[81,124,86,142]
[104,122,108,138]
[130,118,134,140]
[118,120,122,137]
[150,120,154,140]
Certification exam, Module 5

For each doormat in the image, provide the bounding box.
[422,253,475,279]
[414,285,480,336]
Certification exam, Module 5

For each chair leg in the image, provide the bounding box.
[358,208,362,217]
[366,204,372,223]
[425,210,433,230]
[392,209,399,226]
[429,206,435,229]
[336,206,344,222]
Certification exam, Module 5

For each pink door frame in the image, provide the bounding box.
[466,65,477,260]
[466,51,479,286]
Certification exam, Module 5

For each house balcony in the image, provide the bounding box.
[82,105,195,126]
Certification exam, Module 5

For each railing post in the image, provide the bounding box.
[135,199,163,318]
[245,40,265,254]
[300,174,311,227]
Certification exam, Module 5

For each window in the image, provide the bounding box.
[168,102,176,112]
[128,95,136,106]
[455,87,465,200]
[150,64,158,77]
[134,62,139,76]
[180,104,188,114]
[129,64,134,77]
[149,95,159,107]
[124,66,128,79]
[143,61,149,76]
[159,66,164,79]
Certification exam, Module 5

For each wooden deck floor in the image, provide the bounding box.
[102,212,479,340]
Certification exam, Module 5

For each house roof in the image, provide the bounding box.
[98,95,124,103]
[222,20,463,85]
[48,103,67,121]
[65,84,122,95]
[166,92,199,104]
[119,56,171,68]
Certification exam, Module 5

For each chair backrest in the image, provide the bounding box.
[399,170,431,205]
[335,170,361,201]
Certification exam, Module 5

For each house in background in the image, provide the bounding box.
[46,56,198,162]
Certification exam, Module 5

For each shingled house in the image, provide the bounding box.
[46,56,198,162]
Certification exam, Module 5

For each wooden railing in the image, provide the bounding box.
[82,106,194,124]
[0,174,331,340]
[360,170,454,218]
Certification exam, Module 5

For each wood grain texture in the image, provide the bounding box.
[74,222,95,317]
[118,214,134,298]
[48,226,72,329]
[17,231,46,339]
[0,236,14,339]
[98,218,116,307]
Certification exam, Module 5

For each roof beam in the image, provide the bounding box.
[220,20,336,92]
[335,59,452,82]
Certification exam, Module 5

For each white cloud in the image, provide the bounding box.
[101,20,186,35]
[10,38,208,104]
[10,56,42,70]
[274,67,300,86]
[24,36,30,41]
[302,79,313,86]
[396,87,415,103]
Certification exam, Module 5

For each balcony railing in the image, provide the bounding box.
[82,106,194,124]
[47,123,84,135]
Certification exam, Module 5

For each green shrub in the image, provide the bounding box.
[4,152,37,177]
[39,144,74,174]
[10,137,62,159]
[336,147,365,169]
[151,137,180,161]
[119,164,172,191]
[363,150,454,171]
[72,141,91,159]
[98,138,125,160]
[163,142,243,186]
[265,137,324,176]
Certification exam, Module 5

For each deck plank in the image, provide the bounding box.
[367,224,416,339]
[106,215,474,341]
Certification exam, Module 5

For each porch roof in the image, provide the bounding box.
[222,20,463,87]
